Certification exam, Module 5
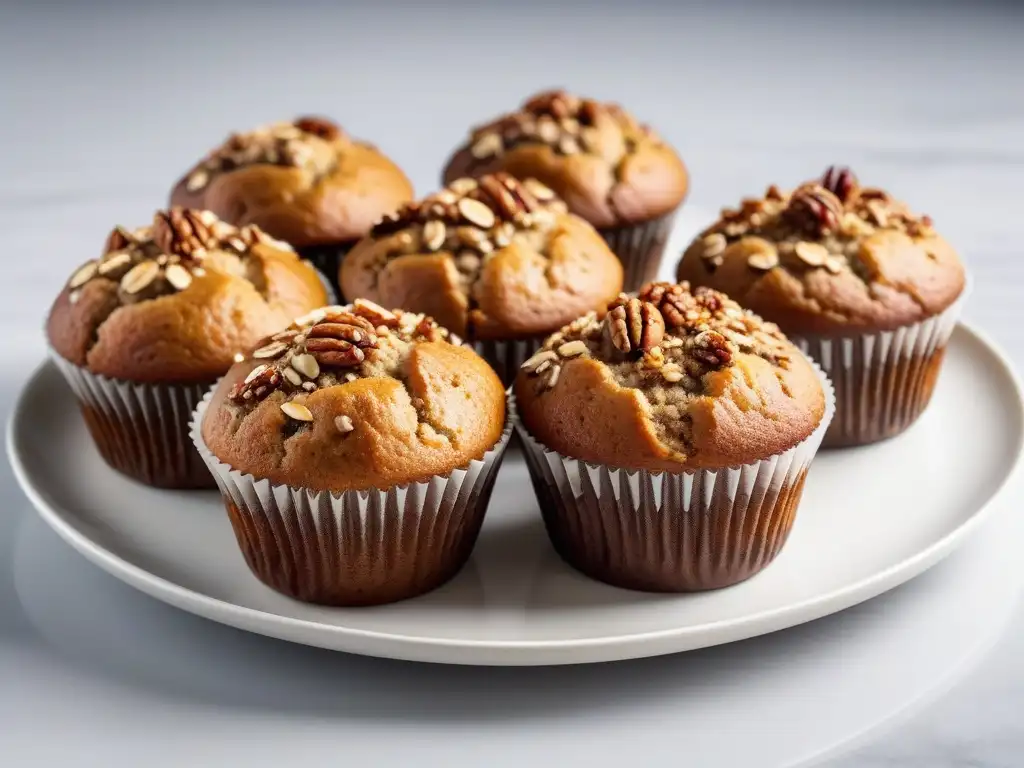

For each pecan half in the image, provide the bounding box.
[152,208,218,259]
[785,184,843,236]
[305,312,377,368]
[294,116,342,141]
[639,282,698,329]
[820,166,858,204]
[605,298,665,355]
[690,330,733,369]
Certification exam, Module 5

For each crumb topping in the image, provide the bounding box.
[356,172,567,312]
[229,300,461,430]
[183,116,347,193]
[65,207,291,307]
[692,166,937,279]
[461,89,662,177]
[520,281,793,454]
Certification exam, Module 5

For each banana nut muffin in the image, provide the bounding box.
[514,281,832,592]
[195,301,509,605]
[340,173,623,383]
[47,207,328,488]
[442,89,688,290]
[170,116,413,297]
[677,166,966,446]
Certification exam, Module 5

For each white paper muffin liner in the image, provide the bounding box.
[472,336,547,387]
[790,291,964,448]
[50,353,215,489]
[514,356,835,592]
[190,388,514,606]
[598,210,677,292]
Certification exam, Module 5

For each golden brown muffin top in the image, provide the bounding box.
[340,173,623,340]
[201,301,506,492]
[514,281,825,471]
[47,207,328,383]
[442,89,688,229]
[677,166,966,335]
[170,116,413,247]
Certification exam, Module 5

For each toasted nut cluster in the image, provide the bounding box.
[604,297,665,355]
[522,281,791,393]
[694,166,935,277]
[184,117,345,193]
[228,300,459,420]
[784,184,844,237]
[66,207,286,306]
[464,89,659,163]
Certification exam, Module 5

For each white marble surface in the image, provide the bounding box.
[2,1,1024,765]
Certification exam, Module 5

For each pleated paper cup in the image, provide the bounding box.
[190,389,513,606]
[515,359,835,593]
[50,353,215,489]
[472,336,547,387]
[598,210,677,292]
[791,291,964,448]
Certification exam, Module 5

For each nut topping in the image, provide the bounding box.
[290,353,320,379]
[120,261,160,295]
[422,220,446,251]
[794,241,829,267]
[164,263,193,291]
[785,184,844,236]
[280,402,313,422]
[821,165,858,203]
[747,250,780,271]
[293,116,342,141]
[457,197,497,229]
[68,261,98,289]
[335,415,355,433]
[605,298,665,355]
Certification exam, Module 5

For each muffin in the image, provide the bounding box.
[192,301,510,606]
[340,173,623,383]
[677,166,966,447]
[514,281,834,592]
[46,207,328,488]
[442,89,688,291]
[170,116,413,298]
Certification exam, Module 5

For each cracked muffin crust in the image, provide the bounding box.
[47,208,328,383]
[340,173,623,341]
[169,116,413,249]
[514,282,825,470]
[676,166,966,335]
[200,300,506,492]
[442,89,688,230]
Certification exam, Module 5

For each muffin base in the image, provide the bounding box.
[297,242,353,302]
[191,390,513,606]
[51,355,214,489]
[472,336,547,387]
[792,294,963,448]
[598,211,677,292]
[514,358,834,593]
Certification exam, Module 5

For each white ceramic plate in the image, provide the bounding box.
[8,325,1023,666]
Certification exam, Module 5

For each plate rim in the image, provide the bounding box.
[9,322,1024,665]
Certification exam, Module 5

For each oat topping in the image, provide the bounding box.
[522,281,790,396]
[228,301,460,423]
[462,89,662,170]
[184,116,347,193]
[65,207,290,306]
[361,172,567,298]
[694,166,937,277]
